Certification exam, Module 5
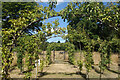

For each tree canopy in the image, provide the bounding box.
[1,1,120,79]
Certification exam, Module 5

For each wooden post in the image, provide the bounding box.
[64,50,65,60]
[35,59,40,78]
[36,63,38,78]
[35,60,38,78]
[53,50,55,62]
[53,50,54,62]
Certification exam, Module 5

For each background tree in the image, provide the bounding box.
[57,41,60,43]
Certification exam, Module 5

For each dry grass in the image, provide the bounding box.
[92,52,101,65]
[11,52,17,67]
[11,52,26,67]
[111,54,118,64]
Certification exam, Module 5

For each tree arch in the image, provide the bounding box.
[2,1,120,79]
[46,42,75,65]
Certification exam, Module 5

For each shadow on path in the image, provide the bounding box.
[92,66,103,74]
[76,71,87,79]
[38,72,48,77]
[37,59,87,79]
[37,71,87,79]
[9,65,17,72]
[106,66,120,74]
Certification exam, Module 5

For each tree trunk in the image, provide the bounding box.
[79,42,81,60]
[100,68,102,80]
[118,53,120,79]
[36,60,38,78]
[86,71,89,80]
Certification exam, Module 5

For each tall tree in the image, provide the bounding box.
[60,2,119,49]
[2,1,66,79]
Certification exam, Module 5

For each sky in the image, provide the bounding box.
[38,2,69,43]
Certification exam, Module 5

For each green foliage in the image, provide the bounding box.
[24,72,31,79]
[2,29,14,79]
[61,2,120,51]
[48,42,68,51]
[77,60,83,72]
[46,42,75,65]
[13,35,26,73]
[2,2,120,79]
[64,42,75,64]
[98,40,112,72]
[2,2,38,30]
[46,47,52,66]
[84,43,94,74]
[61,2,120,78]
[2,1,65,78]
[17,52,24,72]
[2,2,40,78]
[40,59,44,73]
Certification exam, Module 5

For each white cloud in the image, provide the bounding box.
[39,0,64,5]
[51,28,54,32]
[65,33,67,36]
[7,16,10,18]
[40,0,48,2]
[47,37,65,43]
[46,28,48,32]
[46,28,54,32]
[56,0,64,5]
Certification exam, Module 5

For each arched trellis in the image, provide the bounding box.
[2,2,120,79]
[46,42,75,65]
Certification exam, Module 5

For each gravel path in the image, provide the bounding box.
[40,59,83,78]
[44,60,79,74]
